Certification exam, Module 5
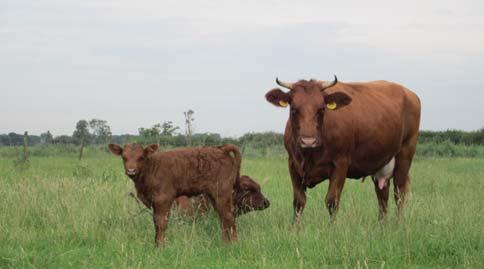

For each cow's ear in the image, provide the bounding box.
[265,88,291,108]
[108,144,123,156]
[323,92,352,110]
[144,144,159,156]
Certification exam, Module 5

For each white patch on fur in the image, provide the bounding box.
[374,157,395,179]
[372,157,395,190]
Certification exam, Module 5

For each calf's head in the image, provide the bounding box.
[233,176,270,216]
[265,76,352,148]
[108,143,159,178]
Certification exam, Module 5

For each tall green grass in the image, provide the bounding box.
[0,152,483,268]
[2,141,484,160]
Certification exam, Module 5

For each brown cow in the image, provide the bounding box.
[109,143,241,247]
[265,76,421,222]
[174,175,270,217]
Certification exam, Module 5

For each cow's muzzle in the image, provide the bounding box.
[299,136,318,148]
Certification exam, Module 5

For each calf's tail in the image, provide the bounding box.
[218,144,242,184]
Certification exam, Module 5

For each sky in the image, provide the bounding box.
[1,0,483,137]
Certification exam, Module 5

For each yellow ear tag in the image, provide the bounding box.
[279,101,289,107]
[326,102,337,110]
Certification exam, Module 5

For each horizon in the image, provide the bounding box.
[2,126,483,138]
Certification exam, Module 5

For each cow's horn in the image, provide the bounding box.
[319,75,338,91]
[276,77,294,90]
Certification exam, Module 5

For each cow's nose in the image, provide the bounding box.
[300,136,317,147]
[263,199,270,208]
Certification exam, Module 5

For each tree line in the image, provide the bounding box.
[1,119,483,147]
[419,129,484,145]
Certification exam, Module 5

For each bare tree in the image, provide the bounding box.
[184,110,195,145]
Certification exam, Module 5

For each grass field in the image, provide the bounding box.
[1,151,483,268]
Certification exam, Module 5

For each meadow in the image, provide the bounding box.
[0,147,483,268]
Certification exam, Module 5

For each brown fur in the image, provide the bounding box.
[173,195,210,216]
[175,175,270,217]
[109,143,242,247]
[266,78,421,222]
[233,175,270,216]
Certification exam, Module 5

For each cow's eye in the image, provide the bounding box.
[138,156,145,161]
[290,108,298,115]
[317,107,325,115]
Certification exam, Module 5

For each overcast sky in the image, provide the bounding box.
[1,0,483,136]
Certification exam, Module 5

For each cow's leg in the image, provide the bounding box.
[393,136,417,216]
[373,176,390,220]
[152,195,175,248]
[213,195,237,243]
[393,154,412,216]
[289,160,306,225]
[325,161,349,220]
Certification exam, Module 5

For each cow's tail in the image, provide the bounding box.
[218,144,242,184]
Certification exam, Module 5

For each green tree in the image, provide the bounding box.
[161,121,179,136]
[89,119,112,144]
[139,123,161,138]
[40,131,53,145]
[73,120,91,160]
[53,135,72,145]
[138,123,163,144]
[7,132,23,146]
[73,120,91,145]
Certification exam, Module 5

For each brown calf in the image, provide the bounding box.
[109,143,241,247]
[174,175,270,217]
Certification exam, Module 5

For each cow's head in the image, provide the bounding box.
[265,76,352,148]
[233,175,270,216]
[108,143,159,179]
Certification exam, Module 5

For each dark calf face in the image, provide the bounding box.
[265,78,352,149]
[108,143,159,178]
[233,176,270,216]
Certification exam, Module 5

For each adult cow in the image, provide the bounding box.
[265,76,421,222]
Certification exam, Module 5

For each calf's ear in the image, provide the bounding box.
[323,92,352,110]
[144,144,159,156]
[239,176,261,191]
[265,88,291,108]
[108,144,123,156]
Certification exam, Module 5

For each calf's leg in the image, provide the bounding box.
[152,196,175,247]
[213,195,237,243]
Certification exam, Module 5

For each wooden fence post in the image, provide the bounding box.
[23,131,29,161]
